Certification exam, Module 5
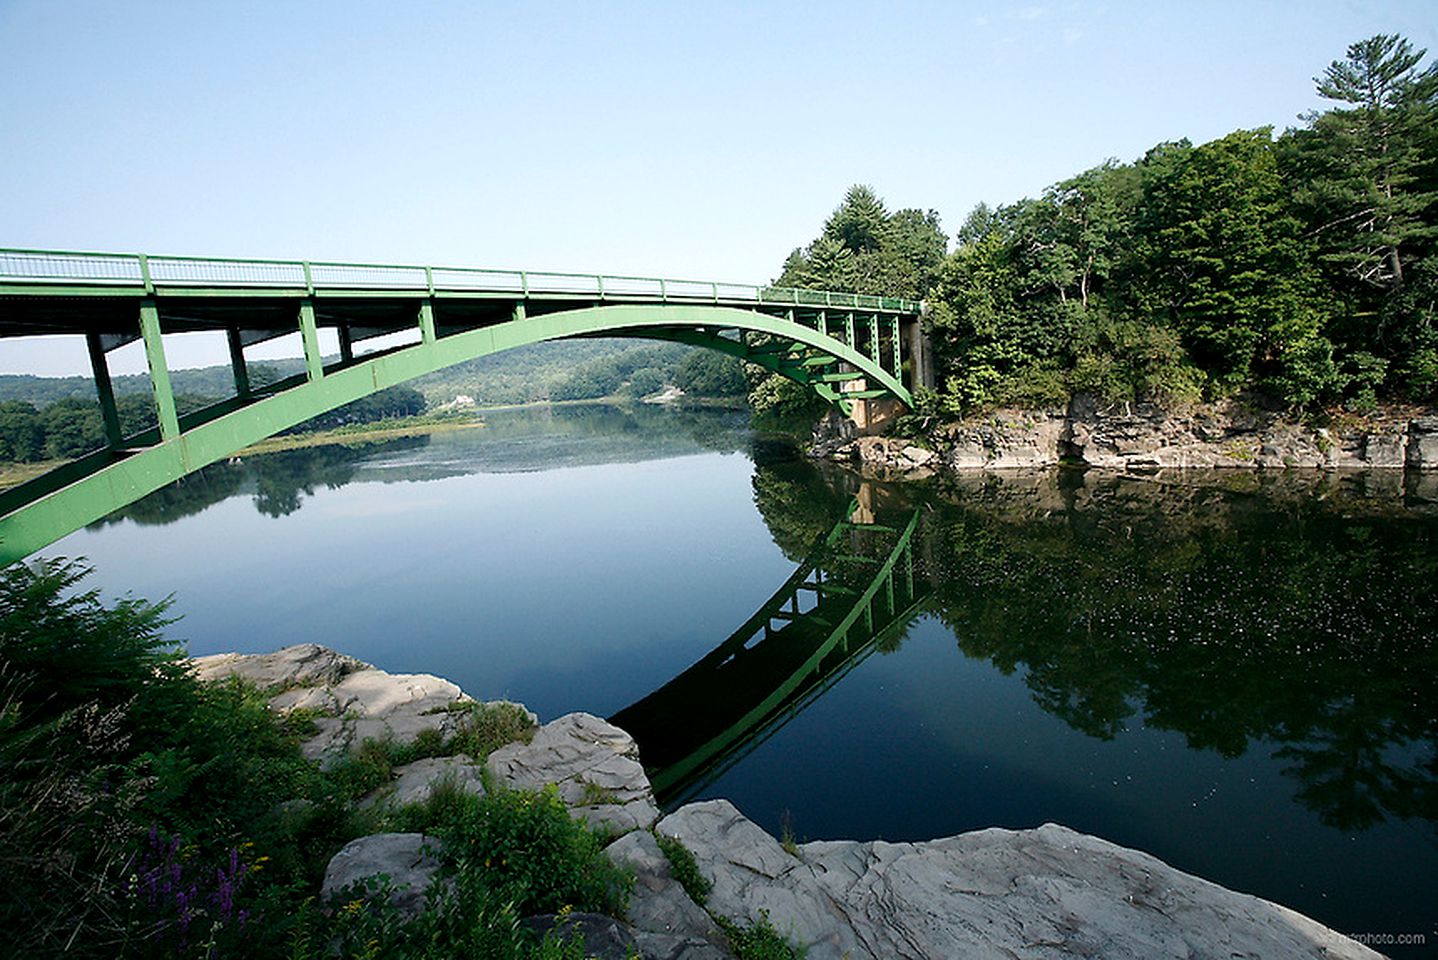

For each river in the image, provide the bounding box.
[38,403,1438,954]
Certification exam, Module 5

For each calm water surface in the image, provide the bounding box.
[42,404,1438,953]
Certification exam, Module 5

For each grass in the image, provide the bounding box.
[239,413,485,454]
[0,458,68,491]
[716,911,807,960]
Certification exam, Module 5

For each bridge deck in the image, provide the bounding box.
[0,248,921,340]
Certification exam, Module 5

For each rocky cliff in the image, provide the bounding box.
[813,396,1438,478]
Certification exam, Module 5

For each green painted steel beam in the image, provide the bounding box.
[298,299,324,381]
[138,300,180,443]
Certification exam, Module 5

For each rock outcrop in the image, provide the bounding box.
[191,642,528,762]
[321,833,443,919]
[363,755,486,809]
[487,712,660,834]
[193,646,1383,960]
[649,800,1382,960]
[818,397,1438,477]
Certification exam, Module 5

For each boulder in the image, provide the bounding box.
[657,800,1382,960]
[1409,416,1438,469]
[487,713,659,834]
[190,642,364,690]
[321,833,442,919]
[362,755,486,809]
[192,644,485,762]
[520,913,639,959]
[606,831,730,946]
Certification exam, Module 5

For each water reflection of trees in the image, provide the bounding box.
[92,439,428,527]
[91,405,752,528]
[752,464,1438,833]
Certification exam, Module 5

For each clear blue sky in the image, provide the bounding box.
[2,0,1435,373]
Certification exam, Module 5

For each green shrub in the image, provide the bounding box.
[436,785,631,917]
[717,911,806,960]
[655,833,711,904]
[448,700,536,760]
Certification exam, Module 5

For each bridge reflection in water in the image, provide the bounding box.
[612,490,927,806]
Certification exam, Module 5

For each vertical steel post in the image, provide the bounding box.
[338,324,355,363]
[139,300,180,442]
[85,331,123,448]
[845,313,856,350]
[226,326,251,399]
[419,300,437,344]
[891,316,902,378]
[299,299,324,381]
[904,544,914,599]
[818,310,827,338]
[868,315,881,366]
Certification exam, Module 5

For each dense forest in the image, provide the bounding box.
[772,33,1438,418]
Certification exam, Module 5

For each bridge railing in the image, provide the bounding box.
[0,248,922,314]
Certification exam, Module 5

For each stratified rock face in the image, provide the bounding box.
[820,397,1438,475]
[321,833,442,919]
[191,643,484,761]
[487,713,660,834]
[657,800,1383,960]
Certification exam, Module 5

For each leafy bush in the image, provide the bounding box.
[655,833,711,904]
[435,786,631,917]
[717,911,806,960]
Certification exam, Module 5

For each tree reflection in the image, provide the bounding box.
[752,464,1438,832]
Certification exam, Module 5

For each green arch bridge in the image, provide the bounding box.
[0,248,929,562]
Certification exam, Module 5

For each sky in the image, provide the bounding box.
[2,0,1436,375]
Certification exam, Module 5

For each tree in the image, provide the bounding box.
[1131,129,1328,393]
[0,401,43,461]
[1286,34,1438,293]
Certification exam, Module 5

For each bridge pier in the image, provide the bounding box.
[841,378,906,435]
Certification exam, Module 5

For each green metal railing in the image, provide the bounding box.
[0,248,923,315]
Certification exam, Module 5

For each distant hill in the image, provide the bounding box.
[0,337,749,409]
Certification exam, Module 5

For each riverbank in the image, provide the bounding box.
[194,643,1384,960]
[815,396,1438,477]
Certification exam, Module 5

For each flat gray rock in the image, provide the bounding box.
[658,800,1382,960]
[321,832,443,919]
[487,712,659,834]
[191,644,481,762]
[362,755,486,809]
[191,642,364,690]
[606,831,730,947]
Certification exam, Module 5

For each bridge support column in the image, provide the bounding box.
[226,326,251,399]
[891,316,902,378]
[338,323,355,363]
[419,300,437,344]
[868,315,880,367]
[139,299,180,442]
[85,331,123,448]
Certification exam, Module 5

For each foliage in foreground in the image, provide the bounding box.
[0,559,626,959]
